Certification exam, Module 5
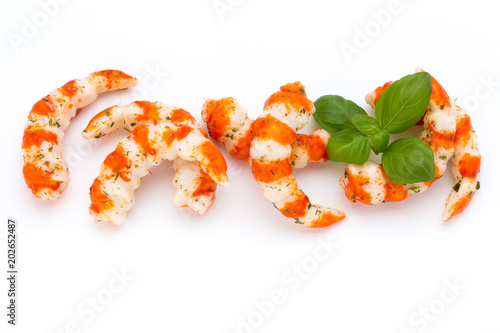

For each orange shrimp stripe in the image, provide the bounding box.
[161,125,192,147]
[89,179,113,214]
[293,133,328,162]
[131,126,157,156]
[279,192,310,218]
[192,170,218,197]
[29,98,57,117]
[198,141,228,177]
[263,81,314,113]
[230,129,253,161]
[22,128,58,148]
[341,169,372,204]
[458,154,481,179]
[381,169,409,202]
[87,110,108,127]
[264,91,314,113]
[134,101,161,124]
[202,98,235,142]
[252,115,296,145]
[103,145,132,182]
[59,80,79,98]
[373,81,393,105]
[454,114,472,143]
[430,76,451,109]
[421,123,454,151]
[170,108,195,124]
[23,163,62,193]
[252,159,293,183]
[447,193,474,220]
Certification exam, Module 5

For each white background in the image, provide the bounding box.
[1,0,499,332]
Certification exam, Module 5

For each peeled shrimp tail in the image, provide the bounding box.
[172,159,217,214]
[22,70,137,200]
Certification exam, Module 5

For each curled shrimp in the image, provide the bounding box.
[202,83,345,228]
[22,70,138,200]
[340,68,480,220]
[83,101,228,224]
[84,101,220,214]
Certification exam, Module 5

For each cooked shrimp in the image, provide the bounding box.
[22,70,138,200]
[83,101,220,217]
[88,121,229,224]
[340,68,480,220]
[202,98,331,168]
[250,82,345,227]
[202,94,340,228]
[442,105,481,221]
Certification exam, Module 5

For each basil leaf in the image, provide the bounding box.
[370,128,390,153]
[375,72,432,134]
[327,128,370,165]
[313,95,367,134]
[381,137,435,184]
[352,114,380,135]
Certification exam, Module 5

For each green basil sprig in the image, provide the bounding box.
[351,114,390,153]
[313,72,434,184]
